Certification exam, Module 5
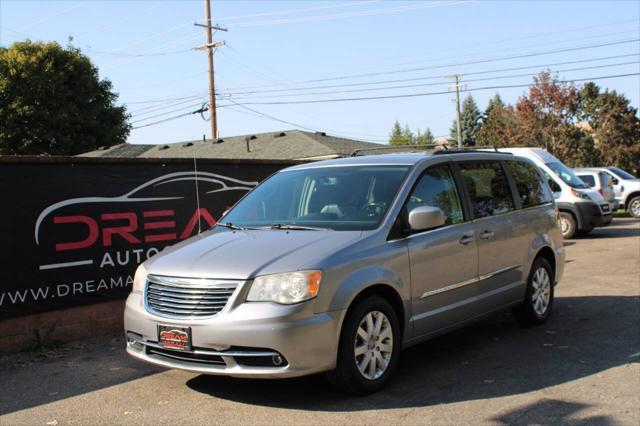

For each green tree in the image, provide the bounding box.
[580,82,640,173]
[0,41,130,155]
[421,127,435,145]
[389,121,407,145]
[449,95,482,146]
[484,93,505,121]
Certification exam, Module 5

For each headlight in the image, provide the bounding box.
[132,264,148,292]
[246,270,322,304]
[571,188,592,200]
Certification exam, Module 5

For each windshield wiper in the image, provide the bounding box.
[269,223,332,231]
[217,222,250,231]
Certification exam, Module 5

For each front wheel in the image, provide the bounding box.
[514,257,555,326]
[628,196,640,218]
[559,211,576,239]
[327,295,401,395]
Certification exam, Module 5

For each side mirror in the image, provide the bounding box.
[548,179,561,193]
[612,178,619,185]
[408,206,445,232]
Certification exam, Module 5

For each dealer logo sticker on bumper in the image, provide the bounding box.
[158,325,192,351]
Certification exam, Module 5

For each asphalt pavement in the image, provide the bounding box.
[1,218,639,425]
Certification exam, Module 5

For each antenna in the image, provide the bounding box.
[192,141,202,234]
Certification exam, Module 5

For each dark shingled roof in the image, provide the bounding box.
[78,143,155,158]
[78,130,383,160]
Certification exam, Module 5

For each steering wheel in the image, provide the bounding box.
[361,202,384,217]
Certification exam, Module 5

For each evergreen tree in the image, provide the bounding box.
[402,125,414,145]
[421,127,435,145]
[389,121,407,145]
[449,95,482,146]
[484,93,505,121]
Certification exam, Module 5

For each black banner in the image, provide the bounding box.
[0,157,293,319]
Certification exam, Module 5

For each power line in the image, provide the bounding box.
[220,38,639,90]
[129,96,209,118]
[123,54,637,103]
[363,18,639,68]
[227,0,474,28]
[223,60,639,100]
[125,60,638,119]
[131,102,209,124]
[218,72,640,106]
[215,1,380,22]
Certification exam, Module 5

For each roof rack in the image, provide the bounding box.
[432,145,513,155]
[350,144,447,157]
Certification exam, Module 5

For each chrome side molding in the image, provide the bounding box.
[420,264,521,299]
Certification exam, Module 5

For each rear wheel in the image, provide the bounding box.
[559,211,576,239]
[514,257,554,326]
[628,196,640,218]
[327,295,400,395]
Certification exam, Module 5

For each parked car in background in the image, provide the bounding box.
[574,168,616,211]
[578,167,640,218]
[485,148,612,238]
[124,151,565,394]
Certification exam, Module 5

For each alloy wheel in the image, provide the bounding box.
[531,267,551,316]
[631,199,640,217]
[354,310,393,380]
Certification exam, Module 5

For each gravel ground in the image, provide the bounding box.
[1,218,639,425]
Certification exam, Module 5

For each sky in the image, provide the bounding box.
[1,0,639,146]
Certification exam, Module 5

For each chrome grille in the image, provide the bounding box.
[145,275,239,318]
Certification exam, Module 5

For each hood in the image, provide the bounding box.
[145,228,363,280]
[582,188,605,203]
[624,178,640,188]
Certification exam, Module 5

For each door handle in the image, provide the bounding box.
[459,234,474,245]
[479,230,494,240]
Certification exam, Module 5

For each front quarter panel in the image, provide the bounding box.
[313,236,412,339]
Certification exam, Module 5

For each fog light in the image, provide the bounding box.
[272,355,283,366]
[126,332,144,351]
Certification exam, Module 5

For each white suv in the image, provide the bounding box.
[580,167,640,218]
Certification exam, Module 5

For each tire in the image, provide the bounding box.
[628,196,640,218]
[559,211,576,239]
[326,295,401,395]
[514,257,555,326]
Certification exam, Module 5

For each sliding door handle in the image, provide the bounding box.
[479,230,494,240]
[459,234,474,245]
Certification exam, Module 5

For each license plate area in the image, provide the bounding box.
[158,325,192,351]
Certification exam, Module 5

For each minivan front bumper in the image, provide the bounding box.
[124,292,344,378]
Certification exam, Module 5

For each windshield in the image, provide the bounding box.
[545,162,587,189]
[608,167,636,180]
[220,165,410,231]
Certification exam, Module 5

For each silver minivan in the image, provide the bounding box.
[125,151,565,394]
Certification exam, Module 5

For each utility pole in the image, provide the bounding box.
[449,74,464,148]
[194,0,227,140]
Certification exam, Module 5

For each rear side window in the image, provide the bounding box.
[458,161,515,218]
[406,164,464,225]
[506,161,555,207]
[578,174,596,187]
